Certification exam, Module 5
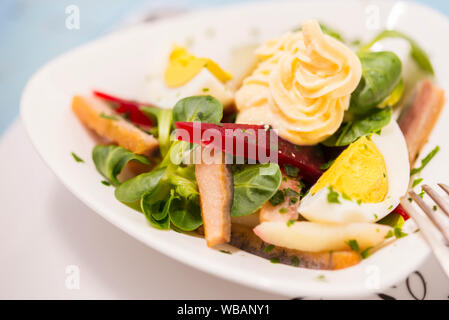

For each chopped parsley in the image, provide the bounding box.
[394,227,408,239]
[285,188,299,197]
[264,244,275,253]
[320,159,335,170]
[99,112,118,121]
[361,247,372,259]
[345,239,360,252]
[202,88,210,92]
[327,186,340,204]
[286,219,296,227]
[101,180,111,186]
[341,192,352,201]
[71,152,84,163]
[284,164,299,178]
[316,275,327,282]
[410,146,440,176]
[433,205,438,211]
[356,199,362,205]
[418,190,426,198]
[279,207,288,214]
[291,256,300,267]
[269,190,285,206]
[385,230,394,239]
[289,197,299,205]
[270,257,280,264]
[219,250,232,255]
[412,178,424,188]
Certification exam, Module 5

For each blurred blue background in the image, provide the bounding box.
[1,0,448,134]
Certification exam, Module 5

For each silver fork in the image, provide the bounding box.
[400,183,449,278]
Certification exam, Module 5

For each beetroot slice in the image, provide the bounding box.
[93,90,154,127]
[174,121,324,184]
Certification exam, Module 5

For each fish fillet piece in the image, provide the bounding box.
[259,176,301,223]
[72,95,159,155]
[195,150,233,247]
[398,80,445,164]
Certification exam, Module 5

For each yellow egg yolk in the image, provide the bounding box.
[312,136,388,203]
[164,46,232,88]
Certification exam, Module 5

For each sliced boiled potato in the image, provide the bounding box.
[253,221,392,252]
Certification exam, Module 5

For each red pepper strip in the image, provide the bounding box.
[93,90,154,127]
[392,204,409,221]
[174,122,324,184]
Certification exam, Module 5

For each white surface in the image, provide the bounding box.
[19,0,449,298]
[1,120,449,299]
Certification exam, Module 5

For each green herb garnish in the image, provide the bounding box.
[286,219,296,227]
[270,257,280,264]
[412,178,423,188]
[361,247,372,259]
[284,164,299,178]
[291,256,300,267]
[279,208,288,214]
[320,159,335,170]
[220,250,232,255]
[264,244,275,253]
[411,146,440,176]
[101,180,111,186]
[99,112,118,121]
[71,152,84,163]
[327,186,340,204]
[269,190,285,206]
[346,239,360,252]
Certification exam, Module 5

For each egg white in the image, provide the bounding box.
[145,68,234,109]
[298,119,410,224]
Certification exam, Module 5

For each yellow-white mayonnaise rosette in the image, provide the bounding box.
[235,20,362,145]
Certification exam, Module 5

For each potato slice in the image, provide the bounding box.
[253,221,392,252]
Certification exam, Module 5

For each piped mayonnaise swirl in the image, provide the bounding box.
[235,20,362,145]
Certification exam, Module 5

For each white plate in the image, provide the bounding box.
[20,0,449,298]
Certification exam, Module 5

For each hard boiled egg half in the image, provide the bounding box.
[145,46,235,109]
[298,119,410,224]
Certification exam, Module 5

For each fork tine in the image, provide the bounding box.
[438,183,449,197]
[409,190,449,244]
[422,185,449,218]
[401,195,449,279]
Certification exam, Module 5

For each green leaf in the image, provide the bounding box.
[360,30,434,75]
[231,163,282,217]
[323,107,392,147]
[92,145,150,186]
[141,108,173,157]
[410,146,440,176]
[169,197,203,231]
[114,167,166,203]
[172,95,223,124]
[349,51,402,117]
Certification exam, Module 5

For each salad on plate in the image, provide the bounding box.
[71,19,445,270]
